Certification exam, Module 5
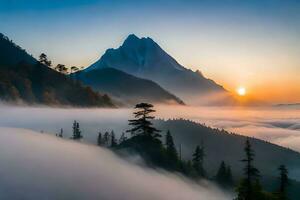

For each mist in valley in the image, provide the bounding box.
[0,127,232,200]
[0,104,299,152]
[1,104,300,183]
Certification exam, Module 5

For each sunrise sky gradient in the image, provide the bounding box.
[1,0,299,103]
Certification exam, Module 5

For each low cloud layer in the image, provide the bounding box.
[0,127,231,200]
[0,105,299,151]
[156,105,300,152]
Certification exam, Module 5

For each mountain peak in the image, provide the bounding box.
[86,35,227,104]
[125,34,140,41]
[122,34,157,49]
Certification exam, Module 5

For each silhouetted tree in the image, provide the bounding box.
[70,66,79,73]
[126,103,161,138]
[235,138,261,200]
[97,132,103,146]
[216,161,234,188]
[72,120,82,140]
[276,165,289,200]
[216,161,227,185]
[192,145,206,178]
[110,131,117,147]
[55,64,68,74]
[39,53,51,67]
[103,131,110,146]
[165,130,178,162]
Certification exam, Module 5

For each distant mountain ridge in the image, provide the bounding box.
[86,34,229,104]
[275,103,300,107]
[75,68,184,105]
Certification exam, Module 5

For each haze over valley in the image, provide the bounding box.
[1,0,300,199]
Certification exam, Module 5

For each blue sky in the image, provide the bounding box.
[1,0,300,101]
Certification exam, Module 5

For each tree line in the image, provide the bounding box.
[57,103,290,200]
[39,53,83,74]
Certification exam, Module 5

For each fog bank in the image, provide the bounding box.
[0,105,299,152]
[0,128,231,200]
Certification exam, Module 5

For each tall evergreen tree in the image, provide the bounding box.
[165,130,178,161]
[216,161,228,186]
[276,165,289,200]
[216,161,234,188]
[72,120,82,140]
[97,132,103,146]
[235,138,261,200]
[192,145,206,178]
[110,131,117,148]
[103,131,110,146]
[126,103,161,138]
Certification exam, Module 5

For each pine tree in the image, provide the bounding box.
[276,165,289,200]
[192,145,206,178]
[235,138,261,200]
[165,130,179,169]
[126,103,161,138]
[97,132,103,146]
[110,131,117,148]
[103,131,110,146]
[165,130,178,161]
[216,161,228,186]
[72,120,82,140]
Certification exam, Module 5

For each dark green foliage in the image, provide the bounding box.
[119,103,166,167]
[72,121,82,140]
[103,132,110,146]
[97,132,103,146]
[192,145,206,178]
[235,139,263,200]
[0,34,114,107]
[118,134,168,168]
[216,161,234,188]
[127,103,161,138]
[274,165,289,200]
[97,131,119,147]
[155,119,300,187]
[165,130,179,169]
[110,131,117,148]
[0,62,114,106]
[242,139,260,180]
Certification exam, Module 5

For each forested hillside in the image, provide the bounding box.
[0,33,114,107]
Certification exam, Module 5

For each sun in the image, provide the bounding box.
[237,87,246,96]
